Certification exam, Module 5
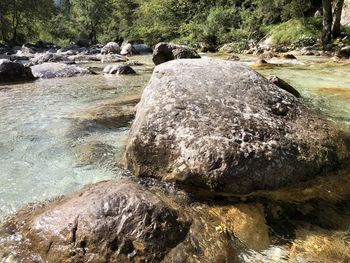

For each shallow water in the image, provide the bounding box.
[254,58,350,127]
[0,61,153,218]
[0,55,350,263]
[0,54,349,222]
[210,53,350,127]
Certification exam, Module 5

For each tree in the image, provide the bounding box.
[332,0,345,38]
[71,0,113,44]
[0,0,10,43]
[321,0,345,47]
[0,0,54,44]
[322,0,333,46]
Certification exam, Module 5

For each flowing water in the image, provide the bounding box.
[0,54,350,261]
[0,57,153,219]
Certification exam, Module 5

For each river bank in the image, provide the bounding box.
[0,49,350,262]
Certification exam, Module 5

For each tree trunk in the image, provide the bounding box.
[332,0,345,38]
[322,0,333,47]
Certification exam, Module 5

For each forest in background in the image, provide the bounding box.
[0,0,348,51]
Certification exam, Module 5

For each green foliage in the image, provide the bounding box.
[0,0,55,44]
[265,18,322,46]
[70,0,113,44]
[0,0,335,49]
[41,13,78,46]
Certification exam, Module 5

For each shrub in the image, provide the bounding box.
[265,18,322,46]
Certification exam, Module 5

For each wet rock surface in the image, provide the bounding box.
[0,59,36,83]
[252,58,271,68]
[152,42,201,65]
[283,54,297,60]
[31,63,89,78]
[103,64,136,75]
[70,94,140,129]
[124,58,350,195]
[268,75,301,98]
[0,179,257,263]
[0,180,190,262]
[258,51,275,60]
[226,54,240,61]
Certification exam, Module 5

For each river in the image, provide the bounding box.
[0,54,349,221]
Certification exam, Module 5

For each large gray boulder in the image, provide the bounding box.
[121,42,152,55]
[31,63,89,78]
[101,42,121,55]
[0,59,36,83]
[152,42,201,65]
[124,58,350,195]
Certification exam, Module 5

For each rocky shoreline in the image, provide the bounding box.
[1,43,350,262]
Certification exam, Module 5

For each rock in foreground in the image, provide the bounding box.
[0,59,36,83]
[124,58,350,195]
[152,42,201,65]
[31,63,89,78]
[0,179,252,262]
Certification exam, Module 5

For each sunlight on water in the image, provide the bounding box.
[0,55,350,262]
[251,56,350,128]
[0,65,152,218]
[0,55,350,224]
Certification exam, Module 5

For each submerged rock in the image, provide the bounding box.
[31,63,89,78]
[268,75,301,98]
[283,53,297,60]
[0,59,36,83]
[99,54,128,63]
[124,58,350,195]
[73,142,118,167]
[70,94,140,128]
[152,42,201,65]
[0,179,248,262]
[252,58,270,67]
[226,54,240,61]
[103,64,136,75]
[258,51,275,60]
[68,54,101,62]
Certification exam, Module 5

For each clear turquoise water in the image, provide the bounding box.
[0,62,153,219]
[0,55,349,220]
